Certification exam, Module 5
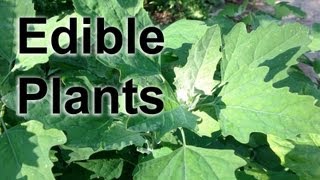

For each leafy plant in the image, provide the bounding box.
[0,0,320,179]
[33,0,74,17]
[145,0,210,25]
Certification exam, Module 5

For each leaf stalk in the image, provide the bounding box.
[179,127,187,146]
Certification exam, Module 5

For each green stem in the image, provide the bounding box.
[0,105,20,168]
[0,72,11,86]
[0,105,5,122]
[0,105,5,134]
[179,127,187,146]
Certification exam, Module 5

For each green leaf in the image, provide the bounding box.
[128,106,198,138]
[133,75,180,111]
[309,23,320,52]
[13,13,84,71]
[218,23,319,143]
[273,65,320,101]
[49,54,112,80]
[0,120,66,179]
[134,146,246,180]
[218,66,320,143]
[274,2,306,19]
[61,146,97,163]
[62,120,145,151]
[152,147,173,159]
[251,14,281,29]
[96,29,194,140]
[193,110,220,137]
[268,134,320,179]
[97,51,160,81]
[76,159,123,180]
[73,0,143,29]
[222,23,310,82]
[134,8,153,32]
[0,0,35,62]
[162,19,211,86]
[163,19,209,50]
[2,91,145,151]
[174,25,222,104]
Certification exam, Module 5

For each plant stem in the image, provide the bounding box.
[179,127,187,146]
[0,72,11,86]
[0,104,5,122]
[0,104,6,134]
[0,105,20,167]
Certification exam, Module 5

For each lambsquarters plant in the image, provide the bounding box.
[0,0,320,179]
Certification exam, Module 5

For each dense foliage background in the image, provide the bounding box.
[0,0,320,179]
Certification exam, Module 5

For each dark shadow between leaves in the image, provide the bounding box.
[259,47,300,82]
[258,47,320,103]
[161,43,192,87]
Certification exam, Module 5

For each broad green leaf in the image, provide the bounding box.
[63,120,145,151]
[97,51,160,81]
[218,23,319,143]
[128,106,198,139]
[97,38,195,139]
[49,53,113,80]
[2,90,145,151]
[217,66,320,143]
[160,132,180,146]
[152,147,173,159]
[134,146,246,180]
[0,120,66,179]
[163,19,209,50]
[76,159,123,180]
[129,8,154,42]
[174,25,222,104]
[95,1,156,84]
[73,0,143,29]
[251,14,281,29]
[13,13,84,71]
[268,134,320,180]
[73,0,152,48]
[309,23,320,52]
[274,2,306,19]
[222,23,310,82]
[61,146,97,163]
[193,110,220,137]
[162,19,211,86]
[0,0,35,62]
[133,75,180,111]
